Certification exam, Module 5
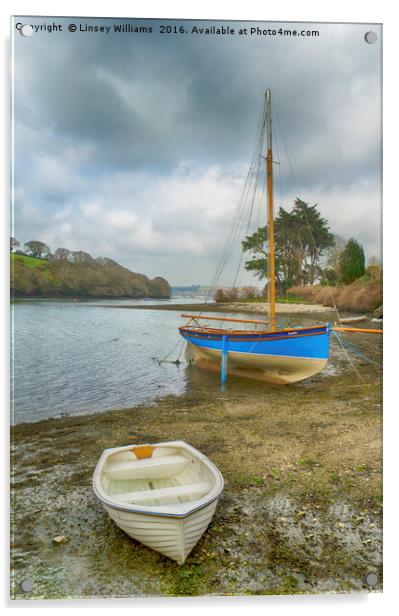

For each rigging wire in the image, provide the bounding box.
[332,331,382,367]
[216,104,268,328]
[331,331,365,382]
[202,100,267,309]
[231,149,265,291]
[271,109,287,326]
[272,104,376,381]
[273,104,343,324]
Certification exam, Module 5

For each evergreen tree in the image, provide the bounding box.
[339,239,365,284]
[242,198,334,289]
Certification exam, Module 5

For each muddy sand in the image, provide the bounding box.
[11,333,382,599]
[97,301,335,316]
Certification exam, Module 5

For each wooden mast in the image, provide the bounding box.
[266,89,276,331]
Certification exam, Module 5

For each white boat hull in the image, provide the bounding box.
[103,499,218,564]
[93,441,224,565]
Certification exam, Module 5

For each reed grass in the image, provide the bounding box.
[288,280,382,313]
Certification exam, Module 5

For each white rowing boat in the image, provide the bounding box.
[93,440,224,564]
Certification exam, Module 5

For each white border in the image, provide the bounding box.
[2,1,395,614]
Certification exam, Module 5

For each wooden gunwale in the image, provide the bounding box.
[179,326,328,343]
[180,323,328,335]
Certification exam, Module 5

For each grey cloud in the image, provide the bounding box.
[12,17,382,283]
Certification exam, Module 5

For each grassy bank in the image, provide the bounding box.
[288,280,382,314]
[10,253,171,299]
[11,335,382,599]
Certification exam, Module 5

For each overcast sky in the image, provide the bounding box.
[12,17,382,285]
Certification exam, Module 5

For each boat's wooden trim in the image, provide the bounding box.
[102,491,222,518]
[181,313,268,325]
[180,326,328,343]
[332,326,383,334]
[180,322,327,335]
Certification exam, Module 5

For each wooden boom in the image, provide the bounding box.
[332,326,383,334]
[181,313,269,326]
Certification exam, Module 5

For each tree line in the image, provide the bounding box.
[10,238,171,299]
[11,238,114,266]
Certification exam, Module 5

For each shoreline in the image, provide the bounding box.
[12,298,374,318]
[95,301,338,315]
[11,347,383,597]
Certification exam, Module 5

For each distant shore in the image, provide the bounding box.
[95,301,336,315]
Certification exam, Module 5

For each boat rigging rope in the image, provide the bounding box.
[213,109,268,328]
[331,330,365,382]
[156,338,185,365]
[230,151,265,291]
[202,101,267,307]
[274,105,343,325]
[331,330,382,368]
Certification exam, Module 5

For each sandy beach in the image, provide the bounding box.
[217,302,334,314]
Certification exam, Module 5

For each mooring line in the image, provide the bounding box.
[331,330,366,383]
[332,330,381,367]
[157,339,185,366]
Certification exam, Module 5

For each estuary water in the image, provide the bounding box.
[11,298,203,424]
[11,297,341,425]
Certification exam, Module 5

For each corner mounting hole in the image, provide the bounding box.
[364,31,377,44]
[20,24,33,37]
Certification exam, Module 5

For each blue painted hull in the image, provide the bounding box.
[179,324,331,384]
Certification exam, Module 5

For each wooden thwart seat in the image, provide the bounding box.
[112,482,211,504]
[105,454,190,480]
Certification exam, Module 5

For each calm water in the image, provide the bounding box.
[11,298,339,425]
[11,298,198,424]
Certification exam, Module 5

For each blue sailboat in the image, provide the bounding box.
[179,90,331,385]
[179,319,330,385]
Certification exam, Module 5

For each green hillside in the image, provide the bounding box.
[10,253,171,299]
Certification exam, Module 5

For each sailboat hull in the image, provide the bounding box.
[180,325,330,385]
